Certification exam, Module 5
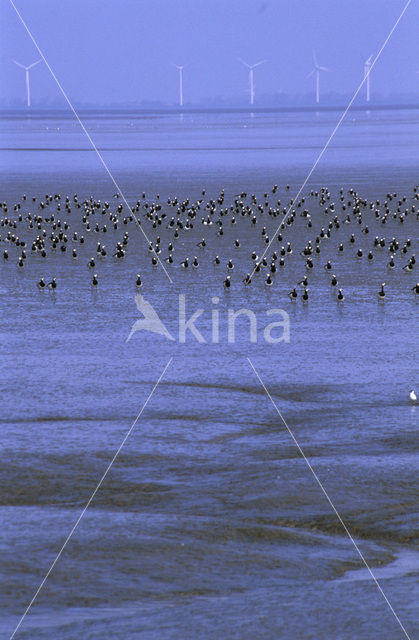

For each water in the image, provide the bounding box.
[0,109,418,639]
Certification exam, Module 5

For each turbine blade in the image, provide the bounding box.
[238,58,251,68]
[318,66,330,72]
[306,69,315,79]
[27,60,41,69]
[13,60,25,69]
[312,49,318,67]
[251,60,267,68]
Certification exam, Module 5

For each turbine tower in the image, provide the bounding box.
[174,64,185,107]
[363,54,373,102]
[239,59,266,106]
[307,50,329,104]
[13,60,41,107]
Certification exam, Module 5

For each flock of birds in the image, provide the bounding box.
[1,182,417,401]
[0,182,418,304]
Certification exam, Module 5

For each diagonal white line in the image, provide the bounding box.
[9,0,173,284]
[247,357,412,640]
[9,356,173,640]
[250,0,412,279]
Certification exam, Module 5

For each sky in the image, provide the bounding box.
[1,0,419,107]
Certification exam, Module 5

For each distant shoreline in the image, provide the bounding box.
[1,103,419,117]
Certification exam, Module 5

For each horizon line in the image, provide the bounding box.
[1,102,419,115]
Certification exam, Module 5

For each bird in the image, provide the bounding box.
[403,259,414,272]
[288,288,298,301]
[378,283,386,300]
[409,390,417,403]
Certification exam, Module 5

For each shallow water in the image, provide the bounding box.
[0,109,418,639]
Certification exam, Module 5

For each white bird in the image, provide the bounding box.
[409,390,417,403]
[126,294,175,342]
[13,59,41,107]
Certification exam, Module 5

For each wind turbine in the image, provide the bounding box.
[173,64,185,107]
[238,59,266,106]
[13,60,41,107]
[363,54,373,102]
[307,50,329,104]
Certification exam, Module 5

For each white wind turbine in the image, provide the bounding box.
[238,59,266,106]
[13,59,41,107]
[173,64,185,107]
[307,50,329,104]
[363,54,373,102]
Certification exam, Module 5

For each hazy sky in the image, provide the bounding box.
[2,0,418,106]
